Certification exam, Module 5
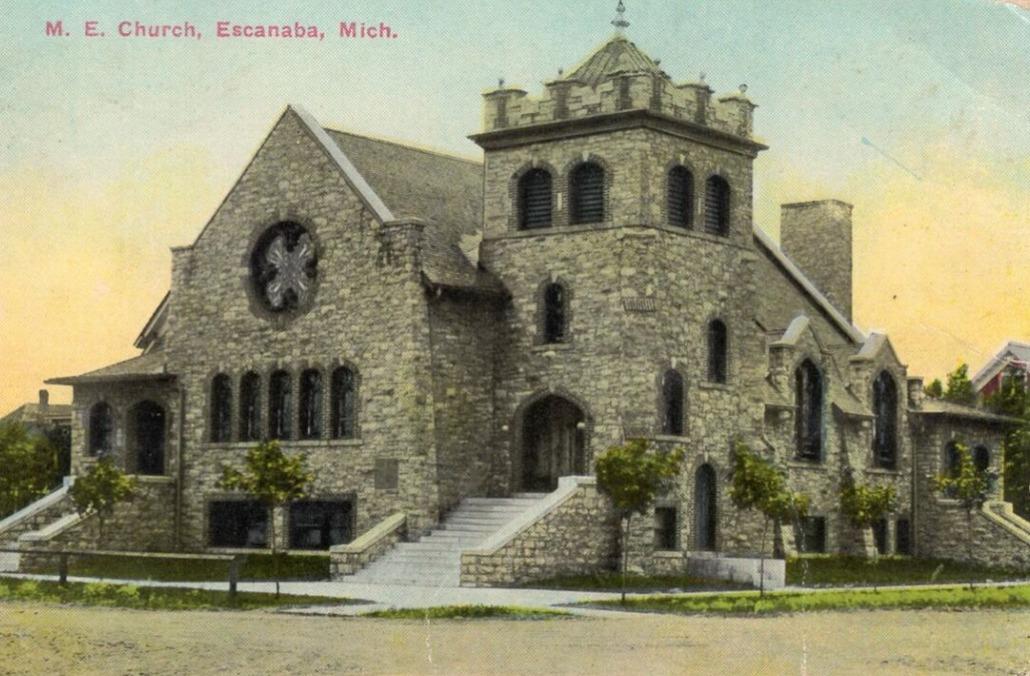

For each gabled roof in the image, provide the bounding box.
[1,402,73,425]
[852,332,905,367]
[972,340,1030,390]
[134,292,169,352]
[562,35,667,87]
[753,227,865,344]
[914,399,1021,425]
[46,352,173,386]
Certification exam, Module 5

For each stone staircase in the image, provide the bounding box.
[0,483,77,572]
[347,494,546,587]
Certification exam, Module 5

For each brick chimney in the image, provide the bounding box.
[38,389,49,409]
[780,200,854,321]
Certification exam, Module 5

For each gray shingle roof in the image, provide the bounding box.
[46,351,173,385]
[323,129,502,294]
[914,399,1020,425]
[563,35,667,87]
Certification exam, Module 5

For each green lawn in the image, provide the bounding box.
[57,552,330,582]
[787,556,1029,587]
[522,571,748,593]
[583,584,1030,616]
[362,605,570,620]
[0,577,351,611]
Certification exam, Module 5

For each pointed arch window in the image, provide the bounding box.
[667,166,694,228]
[88,402,114,456]
[331,367,357,439]
[210,374,232,443]
[704,175,731,236]
[269,370,292,441]
[542,282,568,344]
[570,162,605,224]
[662,369,685,436]
[872,371,898,469]
[707,320,728,384]
[518,168,553,229]
[239,372,261,442]
[299,369,323,440]
[794,360,823,460]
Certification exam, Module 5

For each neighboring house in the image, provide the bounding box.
[973,341,1030,398]
[6,16,1026,582]
[0,389,73,480]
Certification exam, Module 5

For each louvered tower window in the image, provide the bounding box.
[707,320,728,384]
[662,369,685,436]
[518,169,553,229]
[667,166,694,228]
[704,175,731,235]
[570,162,605,224]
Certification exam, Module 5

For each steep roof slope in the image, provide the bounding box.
[563,35,667,87]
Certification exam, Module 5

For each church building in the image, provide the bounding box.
[6,8,1027,586]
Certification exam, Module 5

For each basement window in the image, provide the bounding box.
[209,501,268,548]
[289,500,353,550]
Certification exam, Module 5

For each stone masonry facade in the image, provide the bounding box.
[38,30,1028,580]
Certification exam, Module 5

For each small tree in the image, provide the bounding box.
[839,469,897,560]
[69,457,137,546]
[924,379,944,399]
[595,439,684,603]
[943,363,976,406]
[934,442,990,589]
[985,376,1030,519]
[729,442,810,595]
[217,441,313,597]
[0,422,60,518]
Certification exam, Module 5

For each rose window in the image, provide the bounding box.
[250,222,317,313]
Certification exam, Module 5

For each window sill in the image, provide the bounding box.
[865,467,901,476]
[203,439,363,450]
[652,434,690,444]
[531,342,573,353]
[788,460,826,471]
[653,550,684,558]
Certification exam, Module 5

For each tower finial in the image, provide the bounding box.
[612,1,630,34]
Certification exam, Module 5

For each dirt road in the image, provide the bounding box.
[1,603,1027,675]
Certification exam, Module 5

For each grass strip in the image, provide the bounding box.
[0,577,350,611]
[363,604,570,620]
[60,553,330,582]
[584,584,1030,616]
[523,572,748,592]
[786,556,1028,587]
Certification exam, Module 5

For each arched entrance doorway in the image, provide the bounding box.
[694,464,717,551]
[520,395,586,491]
[130,401,165,476]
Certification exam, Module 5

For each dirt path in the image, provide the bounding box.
[1,602,1027,675]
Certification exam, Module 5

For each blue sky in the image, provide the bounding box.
[0,0,1027,409]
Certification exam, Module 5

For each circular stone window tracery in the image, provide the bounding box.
[250,221,318,314]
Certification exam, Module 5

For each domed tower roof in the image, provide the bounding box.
[562,35,668,88]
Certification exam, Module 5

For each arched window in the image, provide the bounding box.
[667,166,694,228]
[518,168,553,229]
[872,371,898,469]
[210,374,232,443]
[239,372,261,442]
[130,400,165,476]
[944,441,961,478]
[704,175,731,236]
[569,162,605,224]
[88,402,114,456]
[330,367,356,439]
[269,370,292,441]
[974,446,990,474]
[694,464,717,551]
[662,369,685,436]
[707,320,728,384]
[542,282,568,344]
[794,360,823,460]
[298,369,323,440]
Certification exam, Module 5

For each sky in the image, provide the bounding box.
[0,0,1028,413]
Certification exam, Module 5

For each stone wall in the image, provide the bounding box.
[161,110,444,550]
[19,477,176,572]
[460,477,618,586]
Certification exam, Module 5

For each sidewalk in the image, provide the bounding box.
[3,572,1027,617]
